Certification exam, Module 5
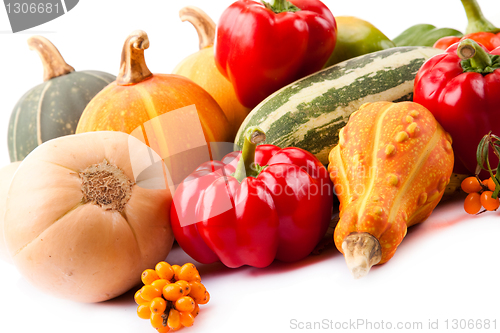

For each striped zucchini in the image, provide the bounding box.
[235,46,443,164]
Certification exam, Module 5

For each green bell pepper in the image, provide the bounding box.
[393,23,463,47]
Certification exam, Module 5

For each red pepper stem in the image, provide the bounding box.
[262,0,300,13]
[233,126,266,182]
[460,0,499,34]
[457,39,492,69]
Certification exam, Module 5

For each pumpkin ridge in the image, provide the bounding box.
[10,105,23,162]
[335,146,351,202]
[36,81,52,146]
[79,71,116,85]
[40,160,79,173]
[134,84,170,157]
[117,205,142,257]
[356,102,396,217]
[11,201,85,258]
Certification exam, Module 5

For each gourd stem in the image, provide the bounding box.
[27,35,74,82]
[179,6,216,50]
[461,0,499,34]
[458,39,492,69]
[341,232,382,279]
[233,126,266,182]
[117,30,153,86]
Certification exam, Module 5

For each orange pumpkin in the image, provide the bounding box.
[76,30,231,162]
[172,7,250,140]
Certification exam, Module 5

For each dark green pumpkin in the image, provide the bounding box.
[8,36,115,161]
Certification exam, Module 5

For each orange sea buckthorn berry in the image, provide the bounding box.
[480,191,500,211]
[179,311,195,327]
[175,296,196,313]
[178,263,199,281]
[171,265,181,281]
[137,304,151,320]
[188,281,206,300]
[486,177,497,192]
[461,177,483,193]
[197,291,210,305]
[151,279,168,292]
[141,284,162,301]
[156,326,170,333]
[163,283,185,301]
[150,297,167,314]
[167,309,182,330]
[175,280,191,294]
[150,312,166,329]
[142,269,160,285]
[155,262,175,281]
[464,192,482,215]
[134,289,149,306]
[191,303,200,317]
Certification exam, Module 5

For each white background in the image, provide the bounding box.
[1,1,500,333]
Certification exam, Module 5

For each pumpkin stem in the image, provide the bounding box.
[179,6,216,50]
[27,35,75,82]
[341,232,382,279]
[117,30,153,85]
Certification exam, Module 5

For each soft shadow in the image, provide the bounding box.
[250,246,341,277]
[97,286,138,307]
[164,238,341,280]
[406,194,470,237]
[165,243,254,279]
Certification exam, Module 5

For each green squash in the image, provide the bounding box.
[8,36,115,161]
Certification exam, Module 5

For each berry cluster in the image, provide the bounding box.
[462,176,499,214]
[135,262,209,332]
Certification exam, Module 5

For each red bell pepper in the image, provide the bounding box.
[214,0,337,109]
[170,127,333,268]
[414,39,500,177]
[434,32,500,51]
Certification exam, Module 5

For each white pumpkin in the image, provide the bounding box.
[4,131,174,302]
[0,162,22,262]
